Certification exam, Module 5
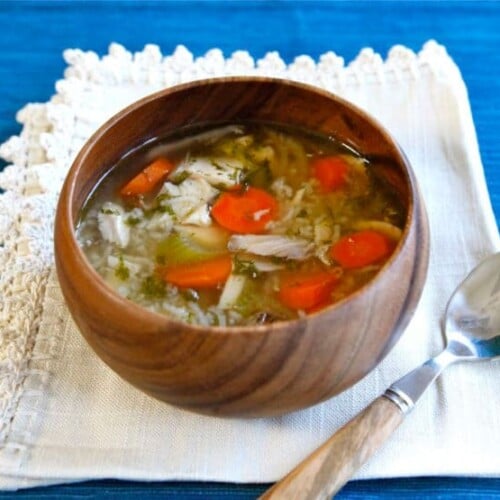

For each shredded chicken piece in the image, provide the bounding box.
[97,202,130,248]
[218,273,247,309]
[227,235,314,260]
[159,176,218,226]
[174,157,244,188]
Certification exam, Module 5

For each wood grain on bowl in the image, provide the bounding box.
[54,78,429,417]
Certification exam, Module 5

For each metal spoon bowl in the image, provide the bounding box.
[261,252,500,500]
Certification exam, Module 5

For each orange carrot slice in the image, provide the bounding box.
[330,230,393,269]
[162,255,232,289]
[311,156,349,192]
[120,158,175,197]
[211,187,278,234]
[278,271,339,311]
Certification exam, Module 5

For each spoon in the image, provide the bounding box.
[261,252,500,499]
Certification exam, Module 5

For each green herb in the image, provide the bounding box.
[211,160,224,171]
[145,202,176,218]
[125,216,141,226]
[233,257,260,279]
[140,275,166,299]
[170,171,190,185]
[101,207,118,215]
[155,193,171,203]
[115,255,130,281]
[167,205,177,218]
[157,204,176,217]
[230,169,241,183]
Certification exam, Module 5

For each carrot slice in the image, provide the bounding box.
[278,271,339,311]
[162,255,232,289]
[120,157,175,197]
[311,156,349,192]
[211,187,278,234]
[330,230,393,269]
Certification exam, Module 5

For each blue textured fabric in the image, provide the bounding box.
[1,477,500,499]
[0,1,499,497]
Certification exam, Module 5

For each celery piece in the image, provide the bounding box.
[234,279,294,321]
[156,231,223,266]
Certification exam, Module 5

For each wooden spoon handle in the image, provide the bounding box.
[260,397,404,500]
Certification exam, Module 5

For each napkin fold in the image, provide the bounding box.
[0,41,499,490]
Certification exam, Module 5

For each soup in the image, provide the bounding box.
[77,122,406,326]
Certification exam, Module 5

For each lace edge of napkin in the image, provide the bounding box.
[0,40,462,469]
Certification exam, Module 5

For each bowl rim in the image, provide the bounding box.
[56,75,417,336]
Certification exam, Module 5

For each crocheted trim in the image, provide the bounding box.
[0,40,460,468]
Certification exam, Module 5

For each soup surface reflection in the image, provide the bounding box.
[77,122,406,326]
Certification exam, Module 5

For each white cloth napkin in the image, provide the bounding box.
[0,41,499,490]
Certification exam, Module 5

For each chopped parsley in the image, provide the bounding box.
[210,160,225,171]
[126,216,141,226]
[156,204,176,216]
[156,193,171,203]
[140,275,166,299]
[144,203,176,219]
[170,171,190,185]
[114,255,130,281]
[101,207,119,215]
[233,257,260,279]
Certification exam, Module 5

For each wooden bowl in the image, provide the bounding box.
[54,77,429,417]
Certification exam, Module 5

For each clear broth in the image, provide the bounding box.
[77,122,406,326]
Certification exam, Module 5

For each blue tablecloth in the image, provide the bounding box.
[0,1,499,498]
